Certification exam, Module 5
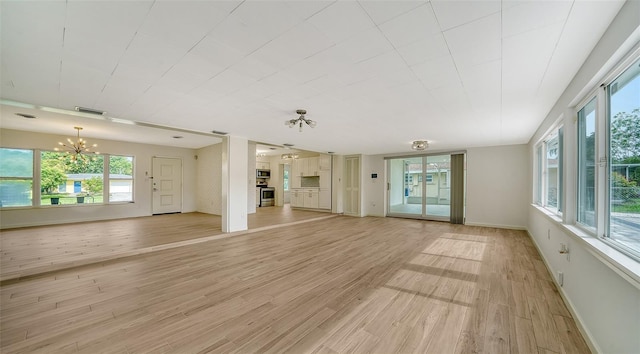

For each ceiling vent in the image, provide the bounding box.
[211,130,228,135]
[74,106,106,115]
[15,113,36,119]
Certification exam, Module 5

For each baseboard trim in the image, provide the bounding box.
[525,229,602,354]
[464,221,527,230]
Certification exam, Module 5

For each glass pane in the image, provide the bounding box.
[536,145,542,205]
[388,157,422,216]
[578,98,597,227]
[109,156,133,202]
[41,151,104,205]
[546,135,560,210]
[608,58,640,252]
[426,155,450,217]
[0,148,33,207]
[109,180,133,202]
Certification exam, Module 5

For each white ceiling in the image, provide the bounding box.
[0,0,625,155]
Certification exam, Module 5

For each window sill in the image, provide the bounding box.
[532,204,640,290]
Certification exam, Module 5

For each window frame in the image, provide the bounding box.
[566,50,640,262]
[535,123,564,216]
[108,155,135,203]
[0,147,35,208]
[0,149,136,209]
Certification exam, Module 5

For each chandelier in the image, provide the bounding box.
[54,126,99,163]
[411,140,429,151]
[285,109,316,132]
[281,153,299,159]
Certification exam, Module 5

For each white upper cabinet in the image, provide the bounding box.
[319,154,331,170]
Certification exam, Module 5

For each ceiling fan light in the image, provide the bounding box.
[411,140,429,151]
[286,109,317,132]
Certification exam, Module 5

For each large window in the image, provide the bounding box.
[109,155,134,202]
[41,151,104,205]
[578,98,597,228]
[607,57,640,254]
[536,126,563,214]
[0,149,134,208]
[0,148,33,207]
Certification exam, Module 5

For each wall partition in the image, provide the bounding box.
[386,152,465,223]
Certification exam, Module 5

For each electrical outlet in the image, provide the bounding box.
[558,272,564,286]
[547,229,550,240]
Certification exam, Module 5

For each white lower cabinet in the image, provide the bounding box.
[290,189,303,207]
[318,188,331,209]
[303,189,319,209]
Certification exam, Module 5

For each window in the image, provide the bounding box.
[536,126,563,214]
[535,145,542,205]
[283,168,289,191]
[426,174,433,183]
[41,151,104,205]
[607,57,639,254]
[578,98,597,228]
[0,148,33,207]
[0,148,134,207]
[109,155,134,202]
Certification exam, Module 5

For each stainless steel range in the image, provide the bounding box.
[259,186,275,207]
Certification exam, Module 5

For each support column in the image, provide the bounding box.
[221,136,248,233]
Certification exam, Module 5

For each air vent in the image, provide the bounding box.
[211,130,228,135]
[74,106,106,115]
[172,136,184,139]
[283,143,294,147]
[15,113,36,119]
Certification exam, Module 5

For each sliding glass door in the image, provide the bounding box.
[387,153,463,222]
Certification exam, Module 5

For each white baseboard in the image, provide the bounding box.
[464,221,527,230]
[525,229,602,354]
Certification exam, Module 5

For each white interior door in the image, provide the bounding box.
[152,157,182,214]
[344,156,360,216]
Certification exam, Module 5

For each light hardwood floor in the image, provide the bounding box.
[0,215,590,353]
[0,206,331,281]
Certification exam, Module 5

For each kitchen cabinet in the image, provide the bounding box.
[305,157,319,176]
[290,189,303,207]
[319,170,331,189]
[319,188,331,209]
[319,154,331,170]
[256,161,270,170]
[303,189,319,208]
[291,175,301,189]
[292,159,301,177]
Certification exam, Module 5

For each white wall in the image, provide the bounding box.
[248,142,256,214]
[332,154,344,214]
[466,145,529,229]
[362,145,528,229]
[221,136,248,232]
[361,155,385,217]
[0,128,199,228]
[529,209,640,354]
[196,143,222,215]
[527,1,640,352]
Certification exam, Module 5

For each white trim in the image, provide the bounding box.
[526,228,602,354]
[532,204,640,290]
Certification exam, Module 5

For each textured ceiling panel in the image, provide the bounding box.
[0,0,627,154]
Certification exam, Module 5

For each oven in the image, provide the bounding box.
[260,187,275,207]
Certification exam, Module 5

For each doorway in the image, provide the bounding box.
[282,164,291,204]
[387,154,464,222]
[152,157,183,214]
[344,155,360,216]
